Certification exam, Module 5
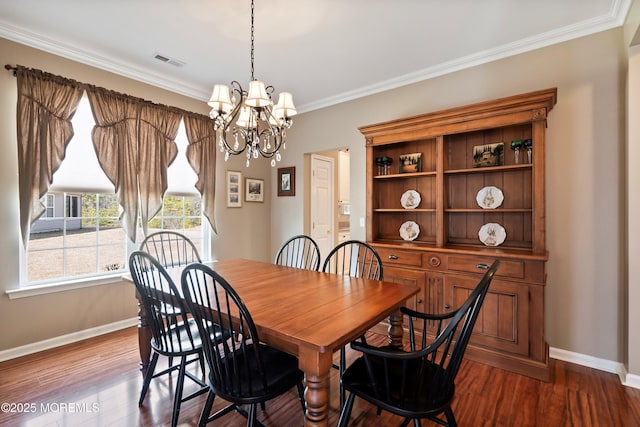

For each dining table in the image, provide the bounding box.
[129,258,418,427]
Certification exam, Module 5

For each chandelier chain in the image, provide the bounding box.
[250,0,255,81]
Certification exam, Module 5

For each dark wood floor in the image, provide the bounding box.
[1,326,639,426]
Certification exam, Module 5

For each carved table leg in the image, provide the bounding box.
[136,289,151,376]
[387,308,404,348]
[299,347,332,427]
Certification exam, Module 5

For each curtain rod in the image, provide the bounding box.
[4,63,208,120]
[5,64,17,76]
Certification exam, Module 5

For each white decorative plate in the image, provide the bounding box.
[478,223,506,246]
[400,190,421,209]
[399,221,420,241]
[476,186,504,209]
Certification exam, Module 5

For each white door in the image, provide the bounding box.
[310,154,334,262]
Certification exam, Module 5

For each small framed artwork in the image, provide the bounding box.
[226,170,242,208]
[399,152,422,173]
[472,142,504,168]
[245,178,265,202]
[277,167,296,197]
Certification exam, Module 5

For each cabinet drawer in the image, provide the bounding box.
[376,248,422,267]
[447,255,525,279]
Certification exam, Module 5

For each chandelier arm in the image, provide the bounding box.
[218,87,248,156]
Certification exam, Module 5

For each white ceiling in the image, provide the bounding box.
[0,0,632,113]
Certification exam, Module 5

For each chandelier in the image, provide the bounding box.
[207,0,297,167]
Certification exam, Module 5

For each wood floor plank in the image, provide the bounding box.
[1,327,639,426]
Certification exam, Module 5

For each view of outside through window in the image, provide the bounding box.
[26,194,202,283]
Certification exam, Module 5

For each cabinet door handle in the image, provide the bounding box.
[476,263,489,270]
[444,304,451,309]
[417,299,423,304]
[388,254,398,260]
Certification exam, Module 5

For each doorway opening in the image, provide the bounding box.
[305,148,350,261]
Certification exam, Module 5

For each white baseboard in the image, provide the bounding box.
[550,346,640,389]
[0,317,138,363]
[623,372,640,389]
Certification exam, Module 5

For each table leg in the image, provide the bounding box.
[298,347,333,427]
[135,289,151,375]
[387,309,404,348]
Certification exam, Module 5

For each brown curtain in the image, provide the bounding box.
[14,65,217,245]
[183,113,218,234]
[16,66,83,247]
[86,86,181,242]
[137,103,181,236]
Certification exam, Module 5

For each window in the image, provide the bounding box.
[22,96,206,286]
[147,195,203,251]
[66,195,80,218]
[44,194,55,218]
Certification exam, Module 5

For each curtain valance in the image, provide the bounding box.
[13,65,216,245]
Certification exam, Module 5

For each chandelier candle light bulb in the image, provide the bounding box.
[207,0,296,167]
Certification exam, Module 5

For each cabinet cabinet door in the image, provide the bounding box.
[384,266,446,335]
[444,274,529,356]
[384,266,424,312]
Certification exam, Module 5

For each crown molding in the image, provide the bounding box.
[296,0,632,113]
[0,19,210,101]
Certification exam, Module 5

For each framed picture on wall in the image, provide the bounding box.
[277,167,295,197]
[245,178,264,202]
[226,170,242,207]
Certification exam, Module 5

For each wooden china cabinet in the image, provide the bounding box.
[361,88,557,381]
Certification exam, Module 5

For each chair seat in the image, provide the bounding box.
[151,318,228,356]
[212,343,304,404]
[342,353,455,417]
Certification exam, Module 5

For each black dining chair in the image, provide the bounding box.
[128,250,211,427]
[139,230,202,357]
[181,262,306,427]
[322,239,384,408]
[140,230,201,269]
[338,261,500,427]
[274,234,321,271]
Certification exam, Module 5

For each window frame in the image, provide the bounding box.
[20,191,210,288]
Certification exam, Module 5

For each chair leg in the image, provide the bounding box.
[170,356,188,427]
[339,347,346,409]
[198,391,216,427]
[337,392,356,427]
[248,403,258,427]
[139,352,159,405]
[296,381,306,413]
[444,407,457,427]
[198,349,206,379]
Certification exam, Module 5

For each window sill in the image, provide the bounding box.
[6,273,128,300]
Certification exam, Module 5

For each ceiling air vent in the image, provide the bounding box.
[153,52,185,67]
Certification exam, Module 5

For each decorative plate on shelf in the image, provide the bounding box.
[478,223,506,246]
[399,221,420,241]
[400,190,421,209]
[476,186,504,209]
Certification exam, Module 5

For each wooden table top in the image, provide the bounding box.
[167,258,418,354]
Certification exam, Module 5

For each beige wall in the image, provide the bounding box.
[626,0,640,378]
[0,38,272,351]
[272,29,628,365]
